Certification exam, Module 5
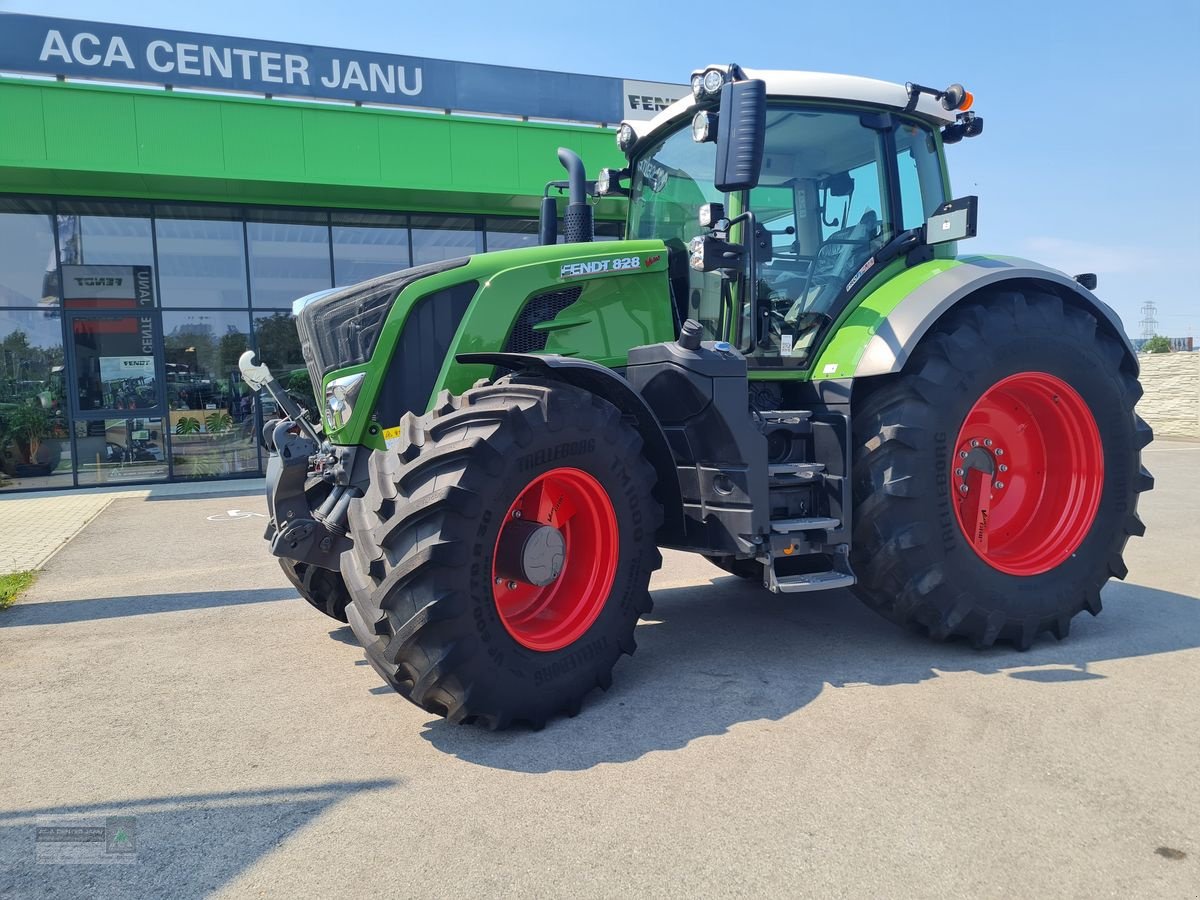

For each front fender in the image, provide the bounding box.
[457,352,685,544]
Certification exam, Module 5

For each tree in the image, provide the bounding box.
[1143,335,1171,354]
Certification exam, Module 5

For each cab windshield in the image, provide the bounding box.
[628,104,945,367]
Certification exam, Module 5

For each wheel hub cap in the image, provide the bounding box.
[495,520,566,587]
[491,467,619,652]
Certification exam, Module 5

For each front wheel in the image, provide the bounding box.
[850,291,1152,649]
[341,376,662,729]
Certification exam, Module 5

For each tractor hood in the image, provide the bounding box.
[298,239,675,447]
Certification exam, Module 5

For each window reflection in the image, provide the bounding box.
[253,310,314,414]
[58,202,154,268]
[163,311,258,478]
[157,217,248,308]
[0,199,57,308]
[411,215,482,265]
[247,214,332,307]
[75,417,168,485]
[0,309,72,491]
[485,218,539,251]
[332,212,409,285]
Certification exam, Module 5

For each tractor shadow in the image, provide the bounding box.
[421,574,1200,772]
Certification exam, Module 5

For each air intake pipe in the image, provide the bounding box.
[557,147,593,244]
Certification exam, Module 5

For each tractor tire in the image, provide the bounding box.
[279,558,351,623]
[850,290,1152,650]
[342,375,663,729]
[278,479,351,622]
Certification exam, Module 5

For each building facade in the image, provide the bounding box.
[0,14,684,492]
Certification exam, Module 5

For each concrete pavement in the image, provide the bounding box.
[0,446,1196,898]
[0,479,264,572]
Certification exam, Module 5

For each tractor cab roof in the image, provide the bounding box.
[629,66,959,144]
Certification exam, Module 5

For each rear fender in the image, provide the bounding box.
[845,256,1138,378]
[457,352,685,544]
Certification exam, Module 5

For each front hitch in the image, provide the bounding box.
[239,352,354,571]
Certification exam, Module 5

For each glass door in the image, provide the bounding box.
[63,264,169,484]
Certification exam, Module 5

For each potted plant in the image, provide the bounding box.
[8,404,52,477]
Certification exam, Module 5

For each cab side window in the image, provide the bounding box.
[894,121,947,230]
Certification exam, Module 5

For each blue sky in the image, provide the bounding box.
[4,0,1197,336]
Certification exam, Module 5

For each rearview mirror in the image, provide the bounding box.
[925,196,978,244]
[714,79,766,193]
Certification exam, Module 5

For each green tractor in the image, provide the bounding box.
[241,65,1152,729]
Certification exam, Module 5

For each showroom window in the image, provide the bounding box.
[0,197,57,309]
[253,309,314,414]
[411,215,483,265]
[332,212,410,285]
[156,206,249,308]
[0,308,73,491]
[58,200,154,268]
[162,310,257,478]
[247,210,333,308]
[485,217,539,251]
[2,198,608,491]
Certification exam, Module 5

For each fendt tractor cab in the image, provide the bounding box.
[241,65,1152,729]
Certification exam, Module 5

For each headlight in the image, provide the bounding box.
[692,110,717,143]
[616,122,636,153]
[690,73,705,100]
[702,68,725,95]
[324,372,366,430]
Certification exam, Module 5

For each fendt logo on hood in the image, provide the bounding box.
[559,256,643,279]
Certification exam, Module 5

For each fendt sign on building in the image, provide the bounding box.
[0,13,685,122]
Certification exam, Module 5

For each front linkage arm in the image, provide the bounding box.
[238,351,355,572]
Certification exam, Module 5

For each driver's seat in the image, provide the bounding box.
[786,210,879,320]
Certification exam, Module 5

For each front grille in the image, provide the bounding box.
[296,256,470,389]
[503,286,584,353]
[372,280,478,425]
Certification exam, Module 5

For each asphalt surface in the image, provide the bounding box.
[1,442,1197,899]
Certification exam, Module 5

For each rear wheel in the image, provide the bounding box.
[342,376,662,729]
[850,291,1152,649]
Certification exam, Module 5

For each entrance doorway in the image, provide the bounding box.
[63,264,169,484]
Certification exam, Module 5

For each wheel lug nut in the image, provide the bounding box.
[984,438,993,446]
[971,439,980,448]
[995,448,1004,456]
[999,464,1008,472]
[494,577,503,585]
[959,451,968,459]
[955,467,964,476]
[512,509,522,519]
[507,580,518,590]
[959,484,969,494]
[995,481,1005,489]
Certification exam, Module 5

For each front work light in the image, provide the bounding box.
[692,110,718,143]
[698,202,726,228]
[616,122,636,153]
[595,167,630,197]
[702,68,725,96]
[691,73,705,101]
[324,372,366,430]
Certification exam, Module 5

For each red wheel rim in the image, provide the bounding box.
[950,372,1104,576]
[492,467,619,652]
